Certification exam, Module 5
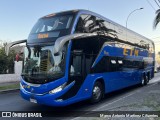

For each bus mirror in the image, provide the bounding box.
[5,39,27,56]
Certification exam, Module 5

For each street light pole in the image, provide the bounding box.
[126,8,144,28]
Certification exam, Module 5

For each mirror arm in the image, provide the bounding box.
[5,39,27,56]
[54,33,97,55]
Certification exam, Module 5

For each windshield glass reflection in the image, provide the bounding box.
[22,44,68,84]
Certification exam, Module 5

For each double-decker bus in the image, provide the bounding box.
[6,9,155,106]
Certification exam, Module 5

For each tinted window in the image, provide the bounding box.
[123,59,144,69]
[31,15,73,34]
[75,14,101,33]
[91,56,109,73]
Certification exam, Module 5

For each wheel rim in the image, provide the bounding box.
[146,76,149,82]
[93,86,101,100]
[142,78,144,85]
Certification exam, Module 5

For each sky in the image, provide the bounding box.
[0,0,160,53]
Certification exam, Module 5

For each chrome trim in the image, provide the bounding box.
[54,33,97,55]
[20,83,46,96]
[20,81,75,96]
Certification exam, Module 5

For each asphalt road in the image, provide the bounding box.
[0,72,160,120]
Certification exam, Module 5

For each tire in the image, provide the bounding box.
[144,75,148,85]
[141,76,145,86]
[90,81,103,103]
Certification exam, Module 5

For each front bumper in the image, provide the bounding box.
[20,74,96,106]
[20,81,79,106]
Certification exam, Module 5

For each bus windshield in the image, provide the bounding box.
[22,44,68,84]
[30,15,73,34]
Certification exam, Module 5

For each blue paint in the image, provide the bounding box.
[20,10,155,106]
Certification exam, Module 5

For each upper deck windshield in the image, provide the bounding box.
[31,15,73,34]
[27,15,74,45]
[22,43,68,84]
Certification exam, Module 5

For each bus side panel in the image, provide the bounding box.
[102,71,141,93]
[76,71,141,99]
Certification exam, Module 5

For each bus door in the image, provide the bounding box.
[67,50,86,97]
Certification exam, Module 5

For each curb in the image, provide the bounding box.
[0,88,19,93]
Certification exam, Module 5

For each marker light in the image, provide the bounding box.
[49,82,66,94]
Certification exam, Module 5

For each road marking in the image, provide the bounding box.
[93,83,158,111]
[93,92,135,111]
[71,91,138,120]
[70,82,159,120]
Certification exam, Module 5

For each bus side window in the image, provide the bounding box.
[91,56,109,73]
[85,55,93,74]
[117,59,123,70]
[123,60,133,68]
[133,61,140,69]
[110,58,117,72]
[138,61,144,69]
[75,14,97,33]
[75,16,85,33]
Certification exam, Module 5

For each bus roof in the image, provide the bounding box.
[42,9,154,45]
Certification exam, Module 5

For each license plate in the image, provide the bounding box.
[30,98,37,103]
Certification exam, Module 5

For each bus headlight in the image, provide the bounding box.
[49,82,66,94]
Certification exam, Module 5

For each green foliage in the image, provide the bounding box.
[0,47,16,74]
[153,9,160,29]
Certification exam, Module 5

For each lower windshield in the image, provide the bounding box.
[22,44,68,84]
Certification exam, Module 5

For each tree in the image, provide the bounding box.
[0,46,16,74]
[153,9,160,28]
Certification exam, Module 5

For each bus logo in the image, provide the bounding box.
[123,48,139,56]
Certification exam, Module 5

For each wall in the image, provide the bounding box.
[0,61,22,83]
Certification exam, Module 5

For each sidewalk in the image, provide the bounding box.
[77,77,160,120]
[105,81,160,111]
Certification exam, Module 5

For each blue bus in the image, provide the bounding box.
[6,9,155,106]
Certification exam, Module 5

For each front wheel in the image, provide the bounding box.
[90,81,103,103]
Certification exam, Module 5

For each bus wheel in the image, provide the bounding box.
[144,76,148,85]
[90,81,103,103]
[141,76,145,86]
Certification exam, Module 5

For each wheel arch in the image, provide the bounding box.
[93,77,105,94]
